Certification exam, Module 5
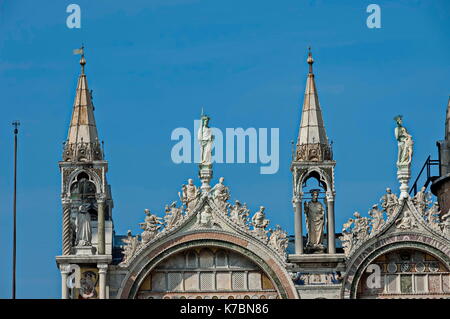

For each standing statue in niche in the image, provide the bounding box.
[304,190,325,252]
[198,114,214,166]
[75,204,92,246]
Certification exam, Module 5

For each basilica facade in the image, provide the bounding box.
[55,49,450,299]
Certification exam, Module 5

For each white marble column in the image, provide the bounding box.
[60,264,71,299]
[98,264,108,299]
[293,195,304,254]
[326,193,336,254]
[97,195,106,255]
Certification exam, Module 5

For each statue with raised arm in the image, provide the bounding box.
[198,113,214,166]
[394,115,414,166]
[75,204,92,246]
[304,190,325,251]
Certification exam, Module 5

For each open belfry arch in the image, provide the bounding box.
[55,48,449,299]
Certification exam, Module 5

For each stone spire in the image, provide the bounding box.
[294,48,332,162]
[63,51,103,162]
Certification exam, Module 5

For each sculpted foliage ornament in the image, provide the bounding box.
[269,225,289,256]
[229,200,250,228]
[120,230,140,265]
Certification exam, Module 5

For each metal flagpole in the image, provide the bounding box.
[12,121,19,299]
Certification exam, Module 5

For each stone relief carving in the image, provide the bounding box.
[395,210,418,230]
[196,204,218,228]
[139,209,163,244]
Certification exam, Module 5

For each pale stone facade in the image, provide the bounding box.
[56,50,450,299]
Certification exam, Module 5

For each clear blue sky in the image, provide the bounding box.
[0,0,449,298]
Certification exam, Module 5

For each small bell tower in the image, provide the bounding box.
[56,48,114,299]
[291,48,337,254]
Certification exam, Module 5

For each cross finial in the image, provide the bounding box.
[307,46,314,73]
[12,121,20,134]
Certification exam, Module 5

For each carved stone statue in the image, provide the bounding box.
[140,209,163,244]
[121,230,139,264]
[380,188,399,219]
[396,210,417,230]
[198,114,214,166]
[211,177,230,210]
[368,204,385,234]
[394,116,414,166]
[75,204,92,246]
[197,204,215,227]
[179,179,199,212]
[413,186,430,215]
[251,206,270,238]
[164,201,182,229]
[304,190,325,251]
[230,200,250,227]
[269,225,289,255]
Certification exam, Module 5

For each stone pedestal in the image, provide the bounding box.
[397,164,411,200]
[199,164,213,192]
[75,245,95,256]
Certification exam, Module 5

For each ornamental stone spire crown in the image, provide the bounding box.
[63,48,103,162]
[294,48,332,162]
